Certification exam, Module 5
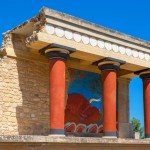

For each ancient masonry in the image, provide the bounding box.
[0,7,150,150]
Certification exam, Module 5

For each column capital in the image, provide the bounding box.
[134,69,150,80]
[39,43,76,60]
[93,57,126,72]
[98,63,120,72]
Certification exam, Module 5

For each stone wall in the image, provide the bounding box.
[0,56,51,135]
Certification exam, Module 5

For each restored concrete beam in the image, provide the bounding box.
[5,46,134,77]
[26,32,149,70]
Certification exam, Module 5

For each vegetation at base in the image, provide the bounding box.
[131,117,144,138]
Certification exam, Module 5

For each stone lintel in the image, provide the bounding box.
[26,32,150,70]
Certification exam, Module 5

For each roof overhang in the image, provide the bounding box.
[1,7,150,78]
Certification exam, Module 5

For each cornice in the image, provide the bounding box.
[45,24,150,62]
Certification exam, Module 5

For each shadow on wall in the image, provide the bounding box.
[13,35,50,135]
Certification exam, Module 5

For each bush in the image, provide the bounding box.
[131,117,144,138]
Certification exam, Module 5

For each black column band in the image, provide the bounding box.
[45,50,69,60]
[49,129,64,135]
[134,69,150,79]
[140,73,150,80]
[98,63,120,72]
[39,43,76,60]
[103,131,117,137]
[145,134,150,138]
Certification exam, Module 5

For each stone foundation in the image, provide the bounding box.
[0,136,149,150]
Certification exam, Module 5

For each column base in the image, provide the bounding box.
[145,134,150,139]
[103,132,117,138]
[49,129,65,136]
[102,136,117,139]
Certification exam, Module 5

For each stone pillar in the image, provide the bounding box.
[118,78,131,138]
[140,73,150,138]
[98,62,120,138]
[40,44,76,136]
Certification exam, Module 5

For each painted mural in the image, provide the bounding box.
[65,69,103,134]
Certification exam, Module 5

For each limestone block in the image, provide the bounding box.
[8,116,17,121]
[31,114,35,118]
[39,87,47,94]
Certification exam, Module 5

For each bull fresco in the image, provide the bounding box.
[65,69,103,133]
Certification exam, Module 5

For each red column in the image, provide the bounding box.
[39,44,76,136]
[49,59,66,135]
[98,62,120,137]
[143,78,150,138]
[102,70,117,137]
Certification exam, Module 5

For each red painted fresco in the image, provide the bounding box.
[65,94,100,125]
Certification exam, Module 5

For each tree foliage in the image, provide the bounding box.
[131,117,143,138]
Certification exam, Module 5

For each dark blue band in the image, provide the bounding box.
[145,134,150,138]
[103,131,117,136]
[49,129,64,135]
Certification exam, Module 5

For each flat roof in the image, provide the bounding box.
[3,7,150,49]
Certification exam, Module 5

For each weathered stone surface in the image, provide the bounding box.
[0,57,51,135]
[118,78,130,138]
[0,135,149,144]
[39,87,47,94]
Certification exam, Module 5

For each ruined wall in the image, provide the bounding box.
[0,56,51,135]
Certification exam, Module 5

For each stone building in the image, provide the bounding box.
[0,7,150,149]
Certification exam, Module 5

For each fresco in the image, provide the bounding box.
[65,69,103,134]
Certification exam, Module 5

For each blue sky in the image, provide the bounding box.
[1,0,149,127]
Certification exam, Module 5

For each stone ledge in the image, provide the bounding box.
[0,136,149,145]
